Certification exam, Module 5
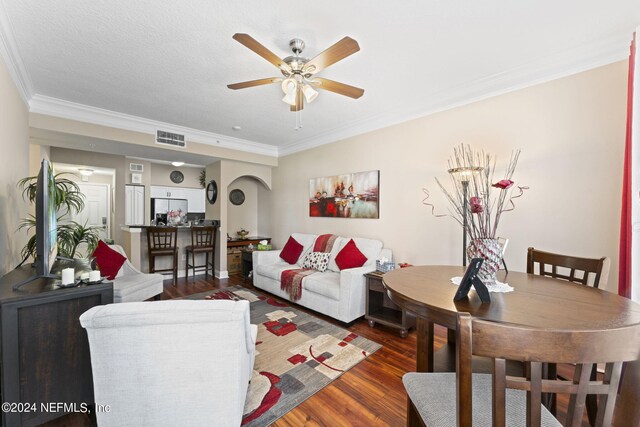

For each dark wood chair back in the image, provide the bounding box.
[456,312,640,426]
[147,226,178,252]
[526,247,609,288]
[190,226,216,249]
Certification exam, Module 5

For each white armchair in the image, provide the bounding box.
[109,244,163,303]
[80,300,257,427]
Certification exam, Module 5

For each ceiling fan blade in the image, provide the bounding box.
[227,78,282,90]
[311,77,364,99]
[232,33,292,73]
[290,86,304,111]
[303,37,360,75]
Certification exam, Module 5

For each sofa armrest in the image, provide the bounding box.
[109,244,142,277]
[252,250,283,266]
[337,265,377,321]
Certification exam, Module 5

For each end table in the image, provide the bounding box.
[241,249,254,279]
[365,271,415,337]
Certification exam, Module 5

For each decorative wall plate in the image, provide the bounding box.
[170,170,184,184]
[229,189,245,206]
[206,180,218,204]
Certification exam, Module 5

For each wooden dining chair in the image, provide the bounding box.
[403,312,640,427]
[184,225,217,280]
[526,247,610,288]
[147,226,178,286]
[527,246,612,421]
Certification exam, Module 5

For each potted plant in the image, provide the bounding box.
[18,167,100,263]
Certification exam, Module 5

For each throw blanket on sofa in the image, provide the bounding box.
[281,234,339,301]
[313,234,339,253]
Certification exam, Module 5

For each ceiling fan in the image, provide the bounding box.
[227,33,364,112]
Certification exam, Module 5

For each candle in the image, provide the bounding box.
[89,270,101,283]
[61,268,75,285]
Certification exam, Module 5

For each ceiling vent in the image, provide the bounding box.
[129,163,144,172]
[156,130,186,148]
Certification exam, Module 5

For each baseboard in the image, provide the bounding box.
[216,270,229,279]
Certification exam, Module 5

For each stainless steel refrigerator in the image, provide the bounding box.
[151,198,188,224]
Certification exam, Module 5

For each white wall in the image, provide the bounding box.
[0,55,29,275]
[205,159,272,277]
[268,61,628,294]
[226,177,258,238]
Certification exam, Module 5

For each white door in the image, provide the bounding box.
[75,183,111,241]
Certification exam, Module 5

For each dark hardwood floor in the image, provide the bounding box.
[45,273,590,427]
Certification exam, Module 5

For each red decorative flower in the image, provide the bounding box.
[492,179,514,189]
[469,196,484,214]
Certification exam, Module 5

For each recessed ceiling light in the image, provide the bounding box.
[171,161,184,167]
[232,125,242,131]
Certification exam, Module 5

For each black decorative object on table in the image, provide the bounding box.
[454,257,490,303]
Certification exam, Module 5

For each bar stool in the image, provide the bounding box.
[185,225,217,280]
[147,226,178,286]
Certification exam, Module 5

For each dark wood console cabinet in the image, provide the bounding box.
[0,264,113,426]
[365,271,415,337]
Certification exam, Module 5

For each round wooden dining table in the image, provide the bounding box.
[383,265,640,424]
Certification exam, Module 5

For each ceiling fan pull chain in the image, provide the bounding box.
[294,110,303,130]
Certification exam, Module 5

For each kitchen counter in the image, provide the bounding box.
[120,224,269,278]
[127,220,220,230]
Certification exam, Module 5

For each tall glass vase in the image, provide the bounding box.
[466,238,502,284]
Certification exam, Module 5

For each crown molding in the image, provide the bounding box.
[29,95,279,157]
[279,31,631,157]
[0,0,34,105]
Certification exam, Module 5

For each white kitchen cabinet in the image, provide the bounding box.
[125,185,145,225]
[186,188,206,213]
[150,186,205,213]
[150,186,186,199]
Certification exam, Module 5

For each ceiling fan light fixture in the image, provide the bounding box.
[302,83,318,103]
[281,78,298,105]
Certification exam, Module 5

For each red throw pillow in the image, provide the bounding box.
[335,239,368,270]
[92,240,127,280]
[279,236,304,264]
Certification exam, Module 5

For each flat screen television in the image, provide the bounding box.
[13,159,59,290]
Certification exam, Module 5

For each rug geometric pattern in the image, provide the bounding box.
[185,286,381,426]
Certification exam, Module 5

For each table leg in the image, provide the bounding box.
[416,317,434,372]
[613,359,640,427]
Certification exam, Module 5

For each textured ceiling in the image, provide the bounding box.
[2,0,639,155]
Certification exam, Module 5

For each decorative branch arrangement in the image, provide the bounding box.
[426,144,528,240]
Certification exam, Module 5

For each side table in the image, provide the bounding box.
[365,271,415,337]
[241,249,254,279]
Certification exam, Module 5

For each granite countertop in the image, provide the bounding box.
[127,221,220,229]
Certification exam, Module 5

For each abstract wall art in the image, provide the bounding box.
[309,170,379,218]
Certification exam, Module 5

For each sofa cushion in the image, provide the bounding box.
[290,233,317,267]
[92,240,127,280]
[302,252,331,272]
[303,271,341,300]
[335,239,368,270]
[113,273,163,302]
[280,236,304,264]
[329,237,383,271]
[255,260,295,281]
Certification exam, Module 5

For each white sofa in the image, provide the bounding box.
[80,300,257,427]
[253,233,392,323]
[109,244,164,303]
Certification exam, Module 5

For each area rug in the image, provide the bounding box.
[185,286,381,426]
